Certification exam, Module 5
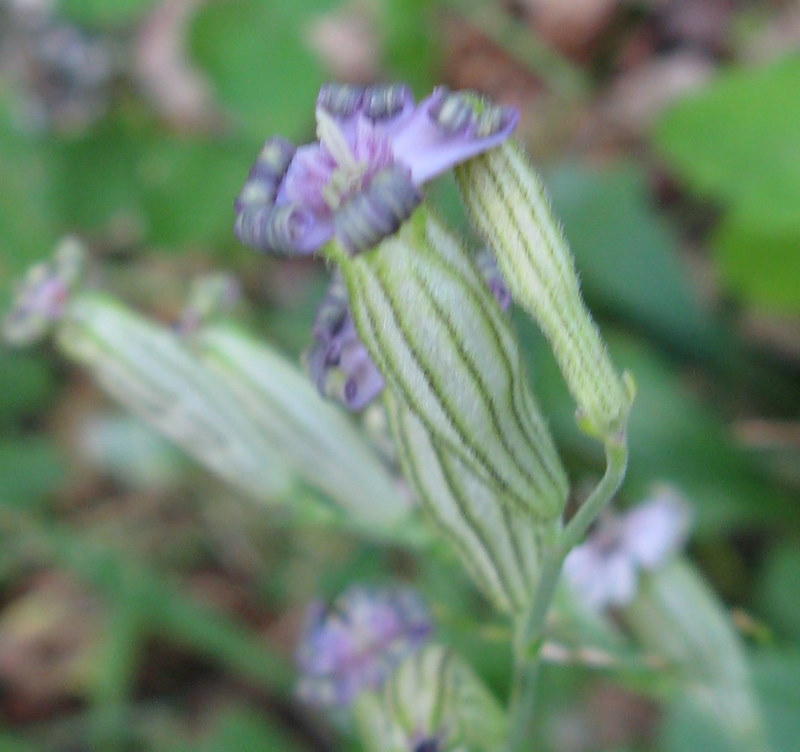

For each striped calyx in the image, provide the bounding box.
[385,391,560,614]
[328,208,568,523]
[456,141,634,440]
[355,644,507,752]
[56,293,292,501]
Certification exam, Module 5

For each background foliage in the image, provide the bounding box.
[1,0,798,750]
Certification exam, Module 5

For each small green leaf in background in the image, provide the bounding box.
[752,650,800,752]
[189,0,336,143]
[755,545,800,643]
[712,209,800,312]
[654,53,800,312]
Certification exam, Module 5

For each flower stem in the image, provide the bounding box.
[505,434,629,752]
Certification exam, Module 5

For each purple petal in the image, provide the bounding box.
[389,88,519,185]
[280,143,336,215]
[622,492,691,570]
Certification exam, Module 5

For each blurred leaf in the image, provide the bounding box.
[44,118,147,235]
[139,137,254,247]
[655,54,800,218]
[59,0,157,25]
[752,650,800,752]
[0,103,58,311]
[380,0,439,93]
[756,545,800,642]
[547,164,718,354]
[712,209,800,312]
[0,351,56,426]
[173,708,295,752]
[655,54,800,312]
[189,0,334,142]
[0,437,65,508]
[659,690,747,752]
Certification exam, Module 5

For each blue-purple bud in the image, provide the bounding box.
[334,166,422,255]
[316,82,365,118]
[428,87,516,139]
[362,84,413,121]
[305,274,384,411]
[296,586,431,708]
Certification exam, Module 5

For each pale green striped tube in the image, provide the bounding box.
[624,559,770,752]
[385,389,558,614]
[191,323,409,529]
[56,293,292,502]
[329,208,568,522]
[355,643,507,752]
[456,141,633,440]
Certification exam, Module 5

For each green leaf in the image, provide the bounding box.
[0,351,56,426]
[189,0,334,142]
[712,209,800,312]
[752,650,800,752]
[655,54,800,218]
[756,545,800,643]
[58,0,157,26]
[654,54,800,312]
[0,437,65,509]
[0,102,58,311]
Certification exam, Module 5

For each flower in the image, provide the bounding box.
[563,488,692,611]
[234,83,518,256]
[2,236,85,346]
[295,585,432,708]
[304,249,511,411]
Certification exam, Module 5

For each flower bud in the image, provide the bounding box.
[355,644,507,752]
[624,559,769,752]
[296,586,431,708]
[190,320,409,529]
[328,208,568,523]
[385,390,559,614]
[2,237,85,346]
[55,293,292,501]
[456,141,634,440]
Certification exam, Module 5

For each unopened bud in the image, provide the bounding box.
[355,644,506,752]
[328,208,568,523]
[56,293,292,501]
[456,141,634,440]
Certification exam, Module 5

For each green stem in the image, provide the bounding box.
[505,434,629,752]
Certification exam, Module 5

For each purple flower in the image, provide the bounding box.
[296,585,432,708]
[234,83,518,256]
[563,488,692,612]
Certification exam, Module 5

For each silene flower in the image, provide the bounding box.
[304,250,512,411]
[296,585,432,708]
[563,488,692,612]
[234,82,517,257]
